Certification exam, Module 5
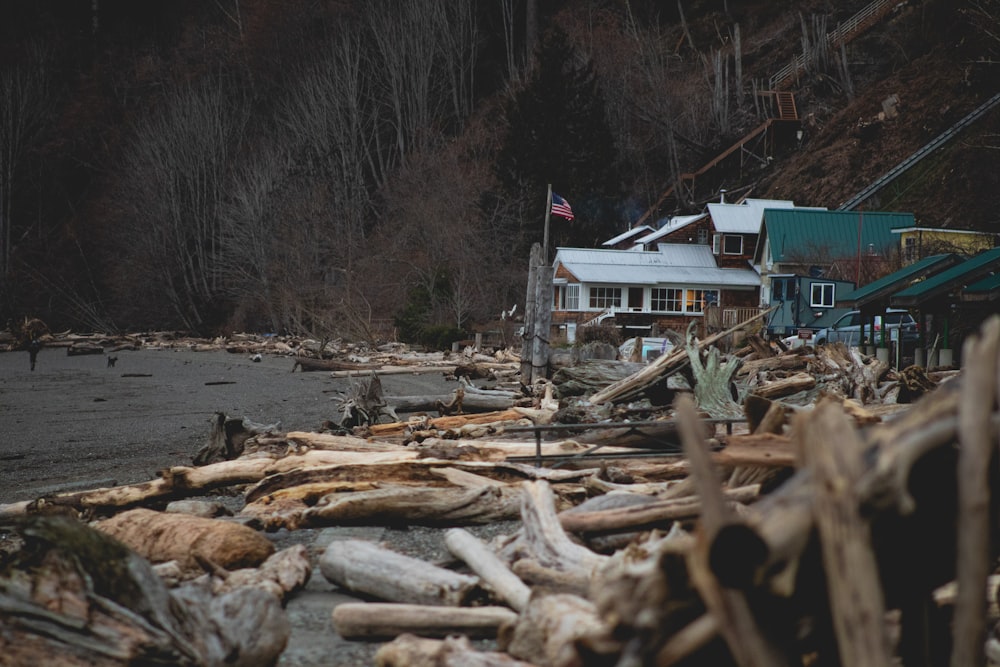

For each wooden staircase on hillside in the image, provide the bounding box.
[636,0,904,225]
[769,0,906,90]
[635,91,799,226]
[776,91,798,120]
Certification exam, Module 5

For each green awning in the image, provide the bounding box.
[962,271,1000,301]
[838,253,960,307]
[892,247,1000,307]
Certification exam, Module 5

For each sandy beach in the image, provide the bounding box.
[0,344,455,504]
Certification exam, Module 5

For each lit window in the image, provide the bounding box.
[686,289,719,313]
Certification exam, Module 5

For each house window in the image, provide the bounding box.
[772,278,793,302]
[589,287,622,309]
[810,282,835,308]
[697,228,709,244]
[686,289,719,313]
[723,234,744,255]
[564,284,580,310]
[651,287,683,312]
[904,236,916,262]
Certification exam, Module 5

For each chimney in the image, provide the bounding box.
[720,189,727,203]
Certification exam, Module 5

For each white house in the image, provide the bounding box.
[551,244,761,339]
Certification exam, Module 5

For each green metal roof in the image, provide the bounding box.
[758,209,916,263]
[961,271,1000,301]
[838,253,961,307]
[892,246,1000,306]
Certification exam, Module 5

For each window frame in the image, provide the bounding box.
[651,287,684,313]
[685,288,719,314]
[810,282,835,308]
[722,234,744,255]
[588,286,622,310]
[564,284,580,310]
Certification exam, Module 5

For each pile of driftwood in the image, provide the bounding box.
[1,316,995,666]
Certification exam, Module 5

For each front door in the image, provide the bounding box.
[628,287,644,311]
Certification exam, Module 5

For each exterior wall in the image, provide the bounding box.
[552,285,760,339]
[899,229,996,264]
[658,218,714,245]
[766,276,854,336]
[714,233,758,269]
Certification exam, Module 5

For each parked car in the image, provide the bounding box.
[783,309,918,348]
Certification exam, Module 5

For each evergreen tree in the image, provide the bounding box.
[497,26,619,250]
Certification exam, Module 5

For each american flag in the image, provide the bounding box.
[551,193,574,220]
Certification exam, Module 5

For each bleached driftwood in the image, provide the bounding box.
[445,528,532,612]
[498,593,619,667]
[332,603,517,639]
[375,634,537,667]
[319,539,486,607]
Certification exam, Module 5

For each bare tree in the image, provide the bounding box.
[703,49,731,135]
[217,146,284,331]
[0,48,49,287]
[500,0,522,84]
[117,79,248,330]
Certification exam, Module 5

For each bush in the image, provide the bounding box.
[577,323,621,347]
[419,325,466,351]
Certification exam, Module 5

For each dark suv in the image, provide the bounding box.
[814,309,919,346]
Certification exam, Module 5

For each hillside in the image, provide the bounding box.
[0,0,996,339]
[757,7,1000,226]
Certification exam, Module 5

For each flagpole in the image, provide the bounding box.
[543,183,552,264]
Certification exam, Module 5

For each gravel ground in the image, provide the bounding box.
[0,343,517,666]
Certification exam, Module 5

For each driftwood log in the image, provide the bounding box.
[0,515,289,666]
[319,539,487,606]
[332,603,518,639]
[497,593,619,667]
[445,528,532,612]
[302,484,524,527]
[588,307,774,405]
[94,507,275,571]
[375,634,537,667]
[292,357,378,372]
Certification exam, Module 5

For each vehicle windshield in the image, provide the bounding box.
[834,312,859,328]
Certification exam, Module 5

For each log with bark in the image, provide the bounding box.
[367,408,535,437]
[0,515,289,667]
[385,386,526,415]
[291,357,379,372]
[302,483,524,528]
[94,507,275,572]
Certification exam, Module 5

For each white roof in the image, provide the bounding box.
[634,213,707,245]
[602,225,654,246]
[553,246,760,287]
[707,198,796,234]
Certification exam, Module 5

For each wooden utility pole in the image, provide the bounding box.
[532,263,554,383]
[521,244,541,383]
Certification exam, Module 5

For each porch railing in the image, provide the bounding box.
[722,307,767,329]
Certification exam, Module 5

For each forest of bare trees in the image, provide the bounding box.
[0,0,992,345]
